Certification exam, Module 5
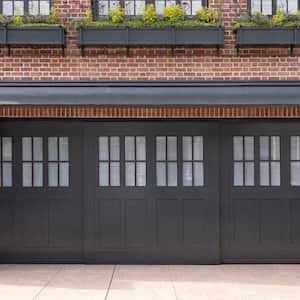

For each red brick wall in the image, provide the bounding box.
[0,0,300,81]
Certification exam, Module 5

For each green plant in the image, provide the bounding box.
[196,7,219,24]
[143,4,157,25]
[271,10,285,26]
[48,6,60,24]
[109,5,125,23]
[162,5,185,23]
[85,8,93,24]
[13,14,23,26]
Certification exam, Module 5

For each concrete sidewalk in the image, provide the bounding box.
[1,264,300,300]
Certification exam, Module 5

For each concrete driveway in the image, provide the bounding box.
[1,264,300,300]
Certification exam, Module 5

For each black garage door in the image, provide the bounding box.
[1,120,300,263]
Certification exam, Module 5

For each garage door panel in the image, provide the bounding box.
[291,199,300,243]
[0,199,13,246]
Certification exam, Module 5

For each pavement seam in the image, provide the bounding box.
[104,264,117,300]
[32,265,64,300]
[168,265,179,300]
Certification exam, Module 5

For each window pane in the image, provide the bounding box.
[33,162,43,187]
[271,136,280,160]
[28,0,38,14]
[135,0,145,14]
[167,137,177,161]
[99,137,109,161]
[136,136,146,161]
[99,162,109,186]
[2,162,12,187]
[23,162,32,187]
[125,136,135,161]
[271,162,280,186]
[2,137,12,161]
[183,136,193,161]
[3,1,13,15]
[40,0,50,15]
[244,136,254,161]
[245,162,254,186]
[291,162,300,186]
[194,162,204,186]
[156,137,166,160]
[99,0,109,15]
[183,162,193,186]
[167,162,177,186]
[234,162,243,186]
[110,137,120,161]
[59,137,69,161]
[191,0,202,14]
[22,137,32,161]
[260,162,270,186]
[193,136,203,161]
[125,162,135,186]
[59,162,69,187]
[262,0,272,14]
[136,162,146,186]
[49,162,58,187]
[124,0,134,15]
[48,137,58,161]
[110,162,120,186]
[156,162,166,186]
[14,1,24,15]
[155,0,176,14]
[260,136,269,160]
[291,136,300,161]
[233,136,243,160]
[33,137,43,161]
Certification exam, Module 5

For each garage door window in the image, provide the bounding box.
[290,136,300,186]
[0,137,12,187]
[22,137,43,187]
[259,136,280,186]
[48,137,69,187]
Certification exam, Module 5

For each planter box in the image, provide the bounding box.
[0,27,6,45]
[77,27,224,54]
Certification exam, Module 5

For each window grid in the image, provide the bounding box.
[0,0,51,16]
[0,137,13,187]
[249,0,299,15]
[290,136,300,186]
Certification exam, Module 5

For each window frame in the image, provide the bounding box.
[92,0,208,18]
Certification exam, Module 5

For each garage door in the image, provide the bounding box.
[83,122,220,263]
[222,122,300,263]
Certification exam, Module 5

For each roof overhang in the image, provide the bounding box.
[0,81,300,106]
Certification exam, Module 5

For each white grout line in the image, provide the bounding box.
[104,264,117,300]
[32,265,64,300]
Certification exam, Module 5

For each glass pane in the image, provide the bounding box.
[33,162,43,187]
[135,0,145,14]
[59,162,69,187]
[155,0,176,14]
[193,136,203,161]
[245,162,254,186]
[183,162,193,186]
[99,137,109,161]
[287,0,297,13]
[233,136,243,161]
[271,136,280,160]
[125,162,135,186]
[291,136,300,160]
[291,162,300,186]
[156,162,166,186]
[194,162,204,186]
[3,1,13,15]
[271,162,280,186]
[2,162,12,187]
[260,136,269,160]
[244,136,254,161]
[2,137,12,161]
[136,162,146,186]
[183,136,193,161]
[23,162,32,187]
[168,162,177,186]
[59,137,69,161]
[48,137,58,161]
[40,0,50,15]
[99,162,109,186]
[99,0,109,15]
[191,0,202,14]
[167,137,177,161]
[33,137,43,161]
[262,0,272,14]
[48,162,58,187]
[125,136,135,161]
[234,162,243,186]
[14,1,24,15]
[181,0,191,14]
[136,136,146,161]
[124,0,134,15]
[156,137,166,160]
[260,162,270,186]
[22,137,32,161]
[110,137,120,161]
[28,0,38,14]
[110,162,120,186]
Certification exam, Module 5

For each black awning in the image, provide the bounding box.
[0,81,300,106]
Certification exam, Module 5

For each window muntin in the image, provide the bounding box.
[250,0,298,15]
[1,0,50,16]
[259,136,280,186]
[48,137,69,187]
[182,136,204,186]
[233,136,255,186]
[290,136,300,186]
[0,137,12,187]
[22,137,43,187]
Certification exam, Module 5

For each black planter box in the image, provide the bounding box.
[0,27,6,45]
[77,27,224,55]
[236,27,300,55]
